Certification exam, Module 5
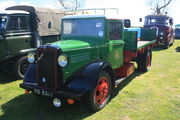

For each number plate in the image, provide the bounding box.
[34,89,53,97]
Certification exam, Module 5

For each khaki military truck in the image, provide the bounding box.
[0,5,67,79]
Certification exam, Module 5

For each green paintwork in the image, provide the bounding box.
[124,29,156,52]
[50,18,125,81]
[124,31,137,52]
[52,40,94,51]
[5,34,32,55]
[0,14,60,62]
[52,39,98,81]
[141,29,156,41]
[107,40,124,68]
[0,40,7,60]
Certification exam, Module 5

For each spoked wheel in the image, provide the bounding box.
[136,49,152,72]
[86,70,112,112]
[95,77,109,105]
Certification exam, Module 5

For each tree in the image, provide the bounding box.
[58,0,85,11]
[147,0,174,15]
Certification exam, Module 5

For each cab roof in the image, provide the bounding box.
[63,14,123,20]
[145,15,172,19]
[0,10,29,15]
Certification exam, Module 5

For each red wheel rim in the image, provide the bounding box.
[94,77,109,105]
[146,53,151,68]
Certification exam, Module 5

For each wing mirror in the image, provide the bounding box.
[169,19,173,25]
[139,18,142,22]
[124,19,131,28]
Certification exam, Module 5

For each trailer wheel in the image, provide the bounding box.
[14,56,29,79]
[86,70,112,112]
[136,49,152,72]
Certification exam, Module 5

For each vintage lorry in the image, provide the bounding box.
[0,5,66,79]
[20,14,156,111]
[141,15,174,49]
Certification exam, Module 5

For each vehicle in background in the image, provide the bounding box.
[175,24,180,39]
[0,5,67,79]
[20,14,156,112]
[140,15,174,49]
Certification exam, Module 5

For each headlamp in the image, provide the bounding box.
[58,55,68,67]
[160,32,164,35]
[27,53,35,63]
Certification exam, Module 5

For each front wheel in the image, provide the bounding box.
[86,70,112,112]
[14,56,29,79]
[164,41,170,49]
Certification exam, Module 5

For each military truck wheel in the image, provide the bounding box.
[86,70,112,112]
[14,56,29,79]
[136,49,152,72]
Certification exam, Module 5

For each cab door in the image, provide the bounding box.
[5,15,32,56]
[107,20,124,69]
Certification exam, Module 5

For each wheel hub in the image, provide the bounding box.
[95,77,109,105]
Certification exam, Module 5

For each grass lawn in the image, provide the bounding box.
[0,40,180,120]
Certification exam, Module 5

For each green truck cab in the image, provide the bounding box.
[0,5,66,79]
[20,15,156,111]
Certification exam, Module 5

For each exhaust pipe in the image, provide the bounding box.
[53,98,62,108]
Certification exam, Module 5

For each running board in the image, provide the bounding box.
[115,77,126,86]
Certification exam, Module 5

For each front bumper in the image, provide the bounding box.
[20,83,83,100]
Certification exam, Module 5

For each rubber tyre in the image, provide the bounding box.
[164,41,170,49]
[136,49,152,72]
[14,56,29,79]
[85,70,112,112]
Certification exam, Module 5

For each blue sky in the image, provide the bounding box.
[0,0,179,26]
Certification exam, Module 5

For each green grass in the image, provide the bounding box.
[0,40,180,120]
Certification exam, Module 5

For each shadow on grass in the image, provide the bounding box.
[0,71,17,84]
[0,71,16,84]
[0,94,93,120]
[0,69,145,120]
[152,47,165,52]
[175,47,180,52]
[111,69,144,98]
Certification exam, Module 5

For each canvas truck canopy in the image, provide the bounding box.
[6,5,65,36]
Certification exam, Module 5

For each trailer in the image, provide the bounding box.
[20,14,156,112]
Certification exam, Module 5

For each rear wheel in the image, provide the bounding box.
[86,70,112,112]
[136,49,152,72]
[14,56,29,79]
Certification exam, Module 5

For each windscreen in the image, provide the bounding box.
[145,17,166,25]
[62,19,104,38]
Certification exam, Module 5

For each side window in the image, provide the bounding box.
[7,16,19,31]
[109,21,122,40]
[7,16,30,33]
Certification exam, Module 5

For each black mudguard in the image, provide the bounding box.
[67,61,113,92]
[24,64,36,83]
